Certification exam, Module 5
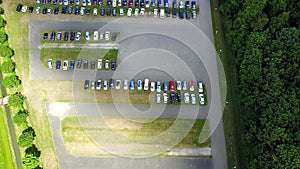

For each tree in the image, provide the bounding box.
[2,74,20,88]
[0,6,4,14]
[0,45,13,57]
[25,144,41,158]
[18,129,35,148]
[0,31,7,43]
[13,110,27,128]
[8,93,25,110]
[22,154,39,169]
[1,59,15,73]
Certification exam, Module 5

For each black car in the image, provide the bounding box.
[177,93,182,102]
[140,0,144,7]
[43,33,48,40]
[111,33,117,41]
[185,0,189,9]
[54,7,59,14]
[50,32,56,41]
[42,0,46,4]
[106,8,111,16]
[29,6,34,13]
[123,0,127,7]
[186,10,190,19]
[135,0,139,7]
[70,0,74,4]
[74,6,79,15]
[100,8,105,15]
[90,60,95,69]
[111,61,116,70]
[53,0,57,4]
[48,0,52,3]
[56,60,61,69]
[76,58,82,68]
[68,6,73,14]
[107,0,111,6]
[42,7,47,14]
[112,8,117,16]
[83,60,88,69]
[70,32,75,41]
[84,80,89,89]
[157,0,162,8]
[170,92,175,103]
[86,8,91,15]
[16,4,22,12]
[64,32,69,41]
[166,9,170,17]
[62,6,67,14]
[172,9,177,18]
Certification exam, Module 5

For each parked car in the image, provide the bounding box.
[197,81,203,93]
[68,6,73,14]
[160,8,164,18]
[91,81,95,90]
[106,8,111,15]
[93,31,99,40]
[86,8,91,15]
[172,9,177,18]
[64,32,69,41]
[179,0,183,8]
[137,80,142,90]
[191,94,196,104]
[62,60,68,70]
[21,5,28,13]
[90,60,95,69]
[163,82,168,92]
[111,61,116,70]
[57,32,62,40]
[109,79,114,89]
[129,79,135,90]
[74,6,79,15]
[76,58,82,68]
[135,0,139,7]
[186,10,190,19]
[176,81,182,90]
[140,8,145,15]
[150,82,155,92]
[144,79,149,90]
[29,6,34,13]
[124,80,128,90]
[184,93,190,104]
[105,31,110,40]
[43,32,48,40]
[189,81,195,91]
[179,9,184,19]
[50,32,56,41]
[97,59,102,69]
[123,0,127,7]
[140,0,145,7]
[85,31,90,40]
[169,81,175,92]
[56,60,61,69]
[172,0,177,8]
[36,6,41,14]
[112,33,117,41]
[199,94,205,105]
[80,7,85,15]
[192,10,196,19]
[84,80,89,89]
[163,93,168,104]
[100,8,105,15]
[96,80,102,90]
[116,80,121,89]
[42,7,47,14]
[105,60,110,69]
[103,80,108,90]
[16,4,22,12]
[70,60,75,70]
[185,0,189,9]
[182,80,187,90]
[119,8,124,15]
[156,94,161,103]
[62,6,67,14]
[83,59,88,69]
[191,1,196,10]
[153,8,158,17]
[48,59,53,69]
[170,92,175,103]
[156,81,161,92]
[76,32,81,41]
[177,93,182,102]
[127,8,132,16]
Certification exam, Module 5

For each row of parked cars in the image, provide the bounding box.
[35,0,197,10]
[48,59,117,70]
[84,79,205,104]
[43,31,117,41]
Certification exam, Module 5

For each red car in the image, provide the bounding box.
[128,0,133,7]
[92,0,97,5]
[189,81,195,91]
[169,81,175,92]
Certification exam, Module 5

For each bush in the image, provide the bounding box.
[0,45,13,57]
[2,74,20,88]
[22,154,40,169]
[8,93,25,110]
[18,130,34,148]
[1,59,15,73]
[13,110,28,127]
[0,31,7,43]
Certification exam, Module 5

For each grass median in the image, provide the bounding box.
[61,116,210,156]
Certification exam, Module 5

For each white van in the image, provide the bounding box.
[144,79,149,90]
[160,9,165,18]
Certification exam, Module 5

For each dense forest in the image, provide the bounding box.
[220,0,300,168]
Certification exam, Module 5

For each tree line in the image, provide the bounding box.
[220,0,299,168]
[0,4,41,169]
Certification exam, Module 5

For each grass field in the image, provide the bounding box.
[61,116,210,156]
[0,107,15,169]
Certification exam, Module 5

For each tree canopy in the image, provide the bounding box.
[2,74,20,88]
[8,93,26,110]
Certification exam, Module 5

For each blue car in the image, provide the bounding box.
[111,61,116,70]
[43,33,48,40]
[110,79,114,89]
[151,0,155,7]
[98,0,103,6]
[123,0,127,7]
[130,79,135,90]
[164,0,168,7]
[179,9,184,19]
[157,0,162,8]
[170,92,175,103]
[163,82,168,92]
[191,0,196,10]
[186,10,190,19]
[177,93,182,102]
[62,6,67,14]
[70,60,75,70]
[172,0,177,8]
[100,8,105,15]
[56,60,61,69]
[172,9,177,18]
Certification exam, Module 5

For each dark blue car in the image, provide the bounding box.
[173,9,177,18]
[68,6,73,14]
[43,33,48,40]
[56,60,61,69]
[64,32,69,41]
[170,92,175,103]
[70,60,75,70]
[111,61,116,70]
[172,0,177,8]
[123,0,127,7]
[62,6,67,14]
[74,6,79,15]
[100,8,105,15]
[98,0,103,6]
[70,32,75,41]
[50,32,56,41]
[179,9,184,19]
[186,10,190,19]
[177,93,182,102]
[106,8,111,15]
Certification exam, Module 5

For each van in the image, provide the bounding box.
[160,8,164,18]
[144,79,149,90]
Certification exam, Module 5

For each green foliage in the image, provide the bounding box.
[221,0,300,168]
[13,110,27,127]
[0,45,13,57]
[8,93,26,110]
[1,58,14,73]
[25,145,41,158]
[2,74,20,88]
[18,130,34,148]
[0,6,3,15]
[22,154,39,169]
[0,17,4,27]
[0,31,7,43]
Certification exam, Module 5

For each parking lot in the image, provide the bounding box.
[26,0,228,168]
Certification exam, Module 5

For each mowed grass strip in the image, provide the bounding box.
[61,116,210,154]
[0,108,15,169]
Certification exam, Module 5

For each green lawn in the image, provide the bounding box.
[0,107,15,169]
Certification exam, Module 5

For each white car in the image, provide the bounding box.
[127,8,132,17]
[134,8,139,17]
[105,60,110,69]
[182,81,187,90]
[82,0,87,6]
[156,81,161,92]
[154,8,158,17]
[137,80,142,90]
[87,0,92,6]
[150,82,155,92]
[76,32,81,41]
[103,80,108,90]
[160,8,165,18]
[97,59,102,69]
[105,31,110,41]
[93,31,99,40]
[163,93,168,104]
[100,33,104,40]
[144,79,149,90]
[198,82,203,93]
[191,94,196,105]
[176,81,182,90]
[112,0,117,7]
[64,0,68,5]
[145,0,150,8]
[192,10,197,19]
[118,0,122,6]
[156,94,161,104]
[119,8,124,16]
[93,8,97,15]
[116,80,121,90]
[36,6,40,14]
[199,94,205,105]
[179,0,183,8]
[140,8,145,15]
[123,80,128,90]
[21,5,28,12]
[48,59,53,69]
[76,0,80,5]
[184,93,190,104]
[62,60,68,71]
[91,81,95,90]
[85,32,90,41]
[80,7,85,15]
[96,80,102,90]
